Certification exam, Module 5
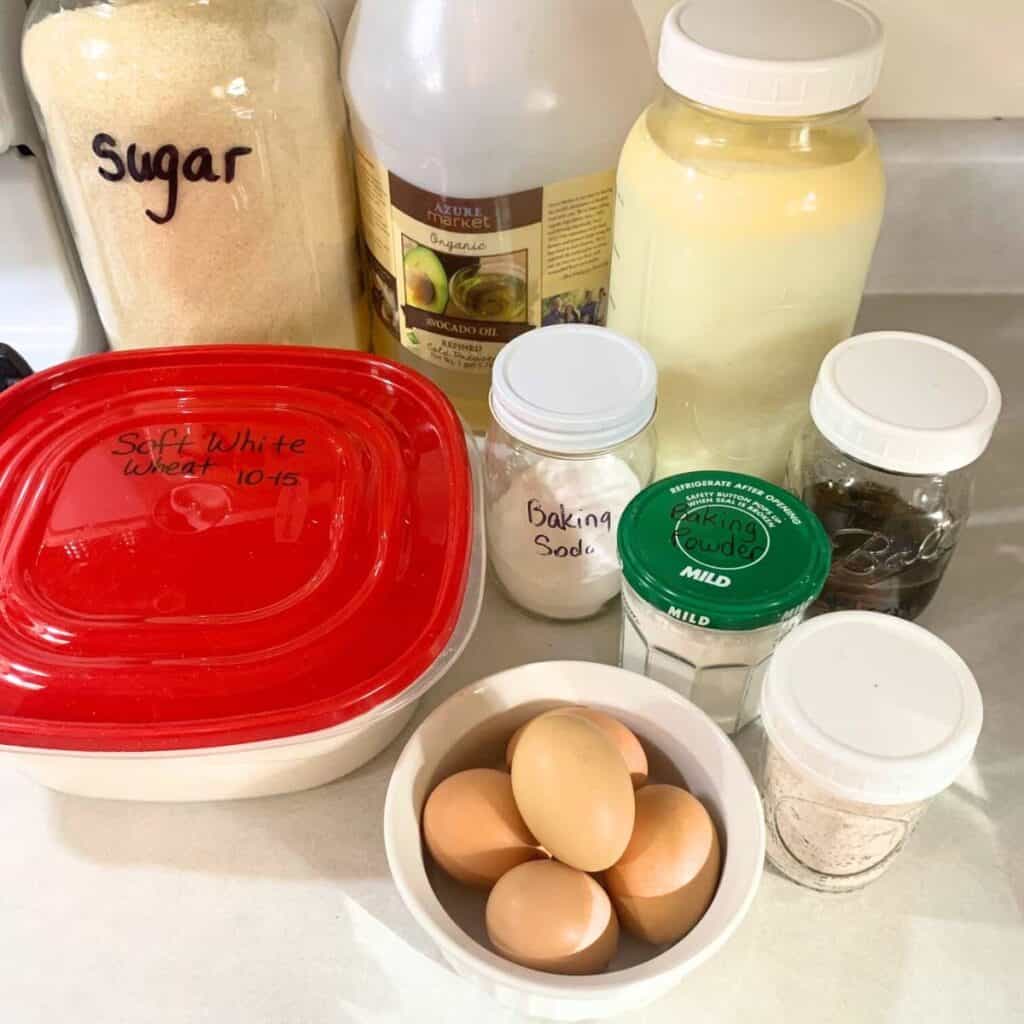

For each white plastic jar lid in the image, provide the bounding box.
[489,325,657,455]
[762,612,983,806]
[658,0,884,118]
[810,331,1002,474]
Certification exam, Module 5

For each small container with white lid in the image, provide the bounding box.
[617,471,831,734]
[787,331,1002,620]
[484,324,657,620]
[761,611,984,892]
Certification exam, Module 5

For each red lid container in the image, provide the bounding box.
[0,346,473,752]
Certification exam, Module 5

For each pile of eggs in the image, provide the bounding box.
[422,705,722,975]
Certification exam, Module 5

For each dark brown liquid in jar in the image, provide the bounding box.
[802,481,960,620]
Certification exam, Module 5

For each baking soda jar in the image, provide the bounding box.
[23,0,367,351]
[761,612,983,892]
[343,0,655,430]
[484,325,657,621]
[608,0,886,482]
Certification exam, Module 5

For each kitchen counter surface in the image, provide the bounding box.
[2,294,1022,1024]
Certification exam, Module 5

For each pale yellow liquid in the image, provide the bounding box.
[608,97,885,482]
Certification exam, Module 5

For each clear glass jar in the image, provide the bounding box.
[786,332,1001,621]
[23,0,367,352]
[617,471,831,734]
[787,426,973,620]
[484,326,657,621]
[761,739,928,891]
[620,579,801,736]
[608,0,886,482]
[760,612,983,892]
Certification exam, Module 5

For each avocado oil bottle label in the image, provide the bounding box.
[355,150,616,375]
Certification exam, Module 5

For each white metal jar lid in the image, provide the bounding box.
[658,0,884,118]
[489,325,657,455]
[761,612,983,806]
[810,331,1002,474]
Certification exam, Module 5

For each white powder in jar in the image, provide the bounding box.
[762,741,926,892]
[487,456,641,620]
[23,0,366,350]
[620,580,800,733]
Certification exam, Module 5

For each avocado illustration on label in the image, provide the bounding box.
[403,246,449,314]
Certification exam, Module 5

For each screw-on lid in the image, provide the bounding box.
[618,472,831,631]
[810,331,1002,474]
[489,325,657,455]
[762,612,983,806]
[658,0,884,118]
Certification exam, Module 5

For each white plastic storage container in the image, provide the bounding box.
[342,0,655,430]
[0,346,484,802]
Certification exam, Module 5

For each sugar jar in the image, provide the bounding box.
[787,331,1002,620]
[617,471,830,734]
[484,325,657,621]
[761,612,983,892]
[22,0,366,352]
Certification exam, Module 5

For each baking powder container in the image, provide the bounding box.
[618,471,830,734]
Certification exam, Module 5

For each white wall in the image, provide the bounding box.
[327,2,1021,119]
[633,0,1024,119]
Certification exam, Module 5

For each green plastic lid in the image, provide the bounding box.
[618,472,831,631]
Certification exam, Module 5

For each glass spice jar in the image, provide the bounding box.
[787,332,1001,620]
[760,612,983,892]
[617,471,830,734]
[485,325,657,621]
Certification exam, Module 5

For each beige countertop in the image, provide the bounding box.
[1,294,1021,1024]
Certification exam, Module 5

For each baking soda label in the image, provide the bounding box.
[354,149,616,374]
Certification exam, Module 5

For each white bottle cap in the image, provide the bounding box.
[489,325,657,455]
[658,0,884,118]
[810,331,1002,475]
[762,612,983,806]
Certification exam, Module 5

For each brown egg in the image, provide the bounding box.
[506,706,649,787]
[486,860,619,975]
[604,785,721,945]
[422,768,543,889]
[511,713,635,873]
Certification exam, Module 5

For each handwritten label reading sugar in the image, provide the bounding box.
[111,427,307,488]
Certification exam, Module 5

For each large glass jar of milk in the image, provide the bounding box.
[343,0,654,430]
[22,0,367,352]
[608,0,886,482]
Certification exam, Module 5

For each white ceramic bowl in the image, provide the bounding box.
[384,660,765,1021]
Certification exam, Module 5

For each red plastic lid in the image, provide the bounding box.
[0,346,472,752]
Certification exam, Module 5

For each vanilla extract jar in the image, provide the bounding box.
[343,0,655,430]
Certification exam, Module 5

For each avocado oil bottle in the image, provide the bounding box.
[343,0,654,430]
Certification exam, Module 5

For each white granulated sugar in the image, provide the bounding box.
[487,455,641,620]
[23,0,364,350]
